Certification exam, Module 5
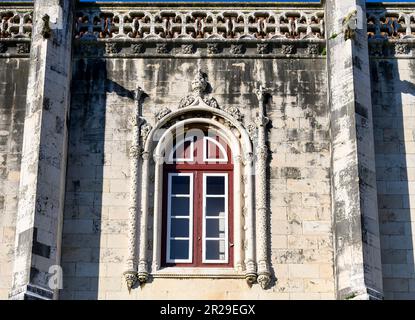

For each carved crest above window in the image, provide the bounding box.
[178,70,243,124]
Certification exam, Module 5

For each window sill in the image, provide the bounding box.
[151,267,245,279]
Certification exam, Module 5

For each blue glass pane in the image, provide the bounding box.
[206,198,225,216]
[170,240,189,260]
[206,176,225,195]
[206,218,225,238]
[171,197,190,216]
[171,218,189,238]
[171,176,190,194]
[205,240,226,261]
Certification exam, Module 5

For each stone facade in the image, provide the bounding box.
[0,0,414,300]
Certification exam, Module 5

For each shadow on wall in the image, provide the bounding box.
[371,52,415,299]
[60,56,134,299]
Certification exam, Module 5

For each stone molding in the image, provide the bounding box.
[73,38,326,58]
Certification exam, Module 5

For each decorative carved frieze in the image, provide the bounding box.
[230,44,245,54]
[368,40,414,57]
[257,43,270,54]
[282,43,295,55]
[395,42,409,55]
[181,43,194,54]
[74,39,326,58]
[156,43,169,54]
[207,43,220,54]
[131,43,144,54]
[74,9,325,41]
[105,42,118,54]
[16,42,29,54]
[0,10,33,39]
[307,43,320,55]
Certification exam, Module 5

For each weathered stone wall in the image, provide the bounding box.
[60,57,333,299]
[371,57,415,300]
[0,58,29,299]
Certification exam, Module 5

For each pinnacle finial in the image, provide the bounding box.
[255,85,269,103]
[191,69,208,96]
[134,86,145,102]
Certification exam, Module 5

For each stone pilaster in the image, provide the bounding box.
[326,0,383,300]
[255,86,271,290]
[9,0,74,300]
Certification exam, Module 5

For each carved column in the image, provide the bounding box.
[133,104,152,285]
[255,86,271,289]
[151,154,164,272]
[233,155,243,273]
[244,152,257,285]
[138,150,151,283]
[123,87,145,292]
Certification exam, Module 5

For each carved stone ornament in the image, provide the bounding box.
[140,123,152,142]
[156,43,169,54]
[395,43,409,55]
[245,274,257,287]
[179,95,196,109]
[123,271,138,293]
[129,145,142,159]
[155,107,172,121]
[132,43,144,54]
[41,14,51,39]
[181,44,194,54]
[192,70,208,95]
[202,96,219,109]
[282,44,295,55]
[246,123,258,141]
[230,44,245,54]
[224,106,243,122]
[138,272,149,284]
[307,44,319,55]
[342,10,358,41]
[178,70,219,109]
[257,43,270,54]
[207,43,220,54]
[255,85,270,105]
[105,42,119,54]
[257,273,271,290]
[16,43,29,54]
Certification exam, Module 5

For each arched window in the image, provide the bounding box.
[162,130,234,267]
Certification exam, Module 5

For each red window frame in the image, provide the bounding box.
[161,133,234,268]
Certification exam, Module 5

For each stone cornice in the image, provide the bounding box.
[73,38,326,58]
